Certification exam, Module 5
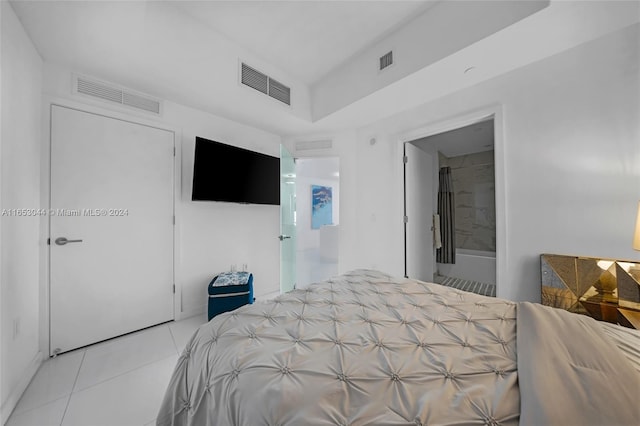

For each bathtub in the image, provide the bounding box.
[437,248,496,285]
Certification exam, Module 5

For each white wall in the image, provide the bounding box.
[41,63,282,322]
[1,1,44,421]
[344,23,640,302]
[350,127,406,276]
[169,101,281,309]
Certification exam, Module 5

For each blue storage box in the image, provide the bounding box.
[207,272,254,320]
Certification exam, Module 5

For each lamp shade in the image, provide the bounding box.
[634,201,640,251]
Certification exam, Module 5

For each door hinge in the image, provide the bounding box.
[173,147,176,156]
[47,238,51,245]
[404,216,408,223]
[403,155,408,164]
[173,284,175,294]
[173,215,175,225]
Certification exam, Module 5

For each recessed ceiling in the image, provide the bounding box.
[171,0,438,85]
[7,0,439,134]
[7,0,638,137]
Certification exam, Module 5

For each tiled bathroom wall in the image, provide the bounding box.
[439,150,496,252]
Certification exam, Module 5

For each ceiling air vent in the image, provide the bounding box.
[268,78,291,106]
[241,63,268,95]
[241,63,291,106]
[74,75,162,115]
[379,51,393,71]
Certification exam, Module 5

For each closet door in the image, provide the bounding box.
[49,105,174,355]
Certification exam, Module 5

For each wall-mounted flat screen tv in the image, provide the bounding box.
[192,136,280,205]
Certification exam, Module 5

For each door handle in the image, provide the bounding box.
[55,237,83,246]
[278,235,291,241]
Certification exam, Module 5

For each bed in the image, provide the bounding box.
[157,269,639,425]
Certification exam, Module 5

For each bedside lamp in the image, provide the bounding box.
[617,202,640,313]
[634,202,640,251]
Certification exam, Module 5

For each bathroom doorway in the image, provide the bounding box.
[407,118,497,296]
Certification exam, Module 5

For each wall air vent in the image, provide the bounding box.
[295,139,332,151]
[379,51,393,70]
[241,62,291,106]
[74,75,162,115]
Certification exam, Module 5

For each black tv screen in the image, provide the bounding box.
[192,137,280,205]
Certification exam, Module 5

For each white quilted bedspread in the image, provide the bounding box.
[158,270,520,425]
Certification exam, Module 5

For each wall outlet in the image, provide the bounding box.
[242,263,248,272]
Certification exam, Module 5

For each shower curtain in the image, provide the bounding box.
[436,167,455,264]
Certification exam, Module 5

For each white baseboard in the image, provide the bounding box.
[1,351,43,425]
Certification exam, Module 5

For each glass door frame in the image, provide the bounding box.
[280,145,297,293]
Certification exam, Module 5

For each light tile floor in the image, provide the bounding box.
[6,314,208,426]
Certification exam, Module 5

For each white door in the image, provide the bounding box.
[405,143,435,282]
[50,105,174,355]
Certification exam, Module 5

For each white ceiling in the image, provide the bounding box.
[172,0,438,85]
[7,1,639,137]
[7,0,438,134]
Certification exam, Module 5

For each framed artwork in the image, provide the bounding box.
[311,185,332,229]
